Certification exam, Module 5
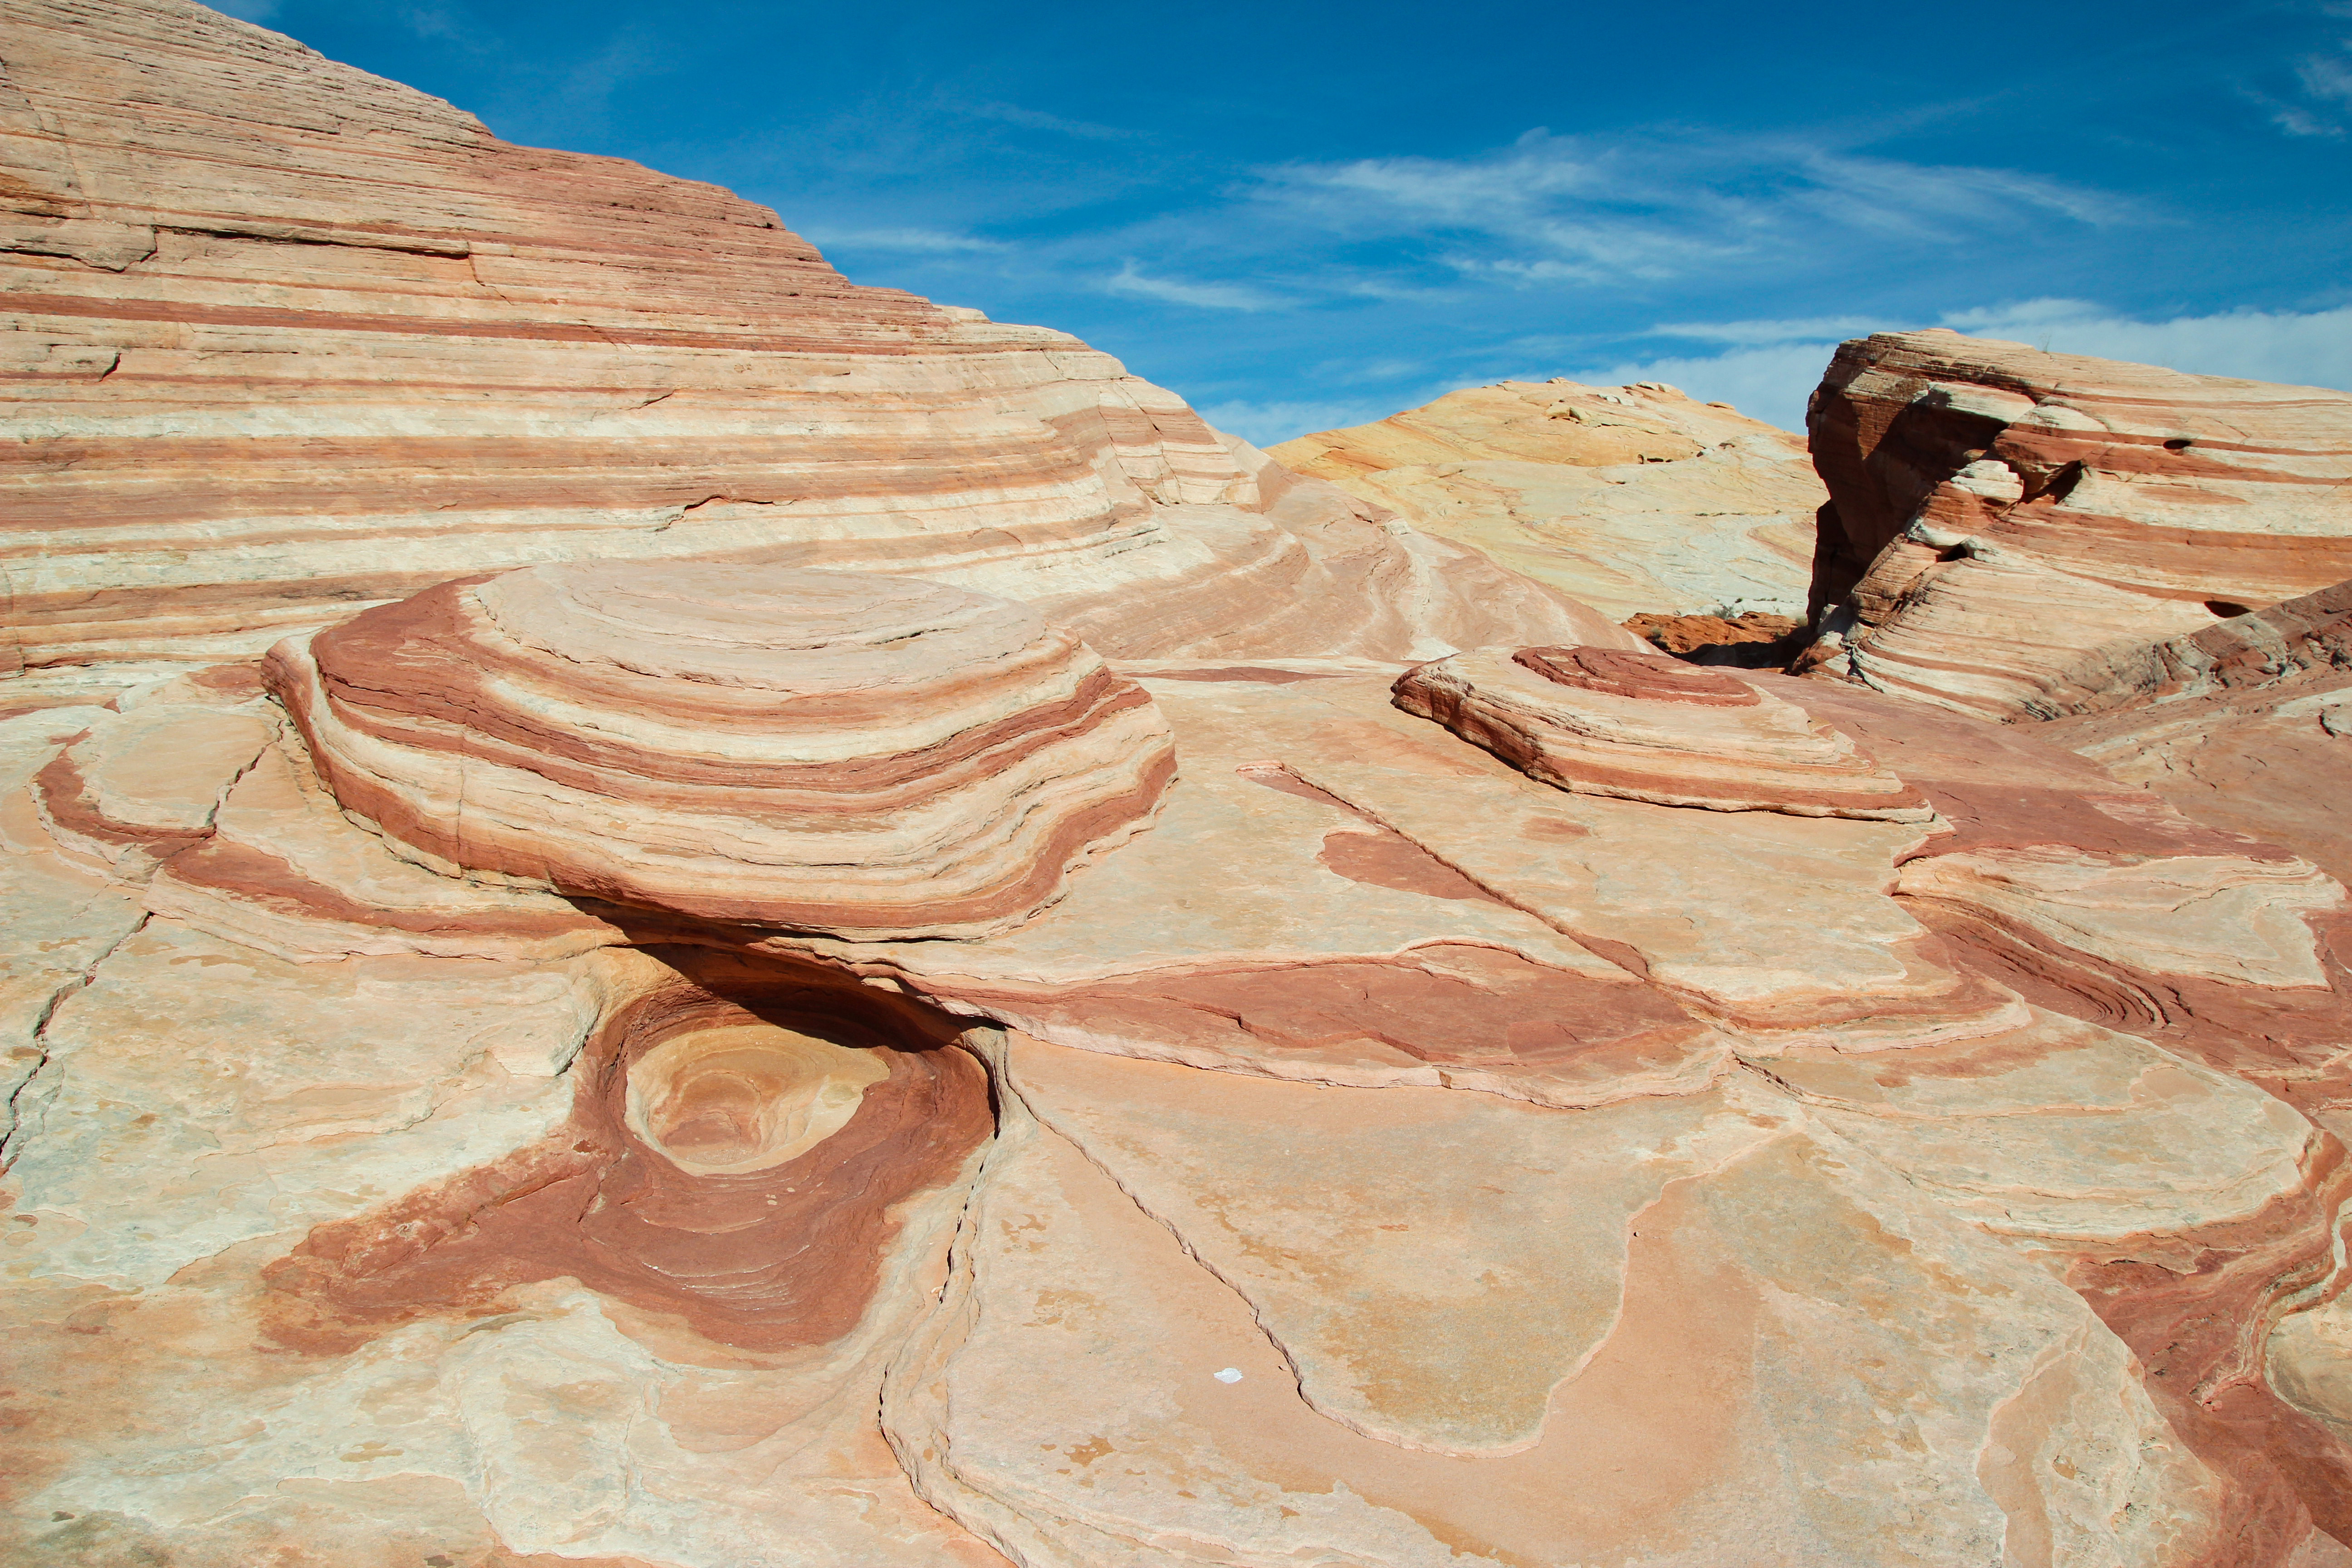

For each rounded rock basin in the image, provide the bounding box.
[624,1022,891,1176]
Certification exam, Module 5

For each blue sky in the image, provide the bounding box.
[219,0,2352,440]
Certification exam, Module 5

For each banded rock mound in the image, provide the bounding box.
[2038,577,2352,886]
[1392,642,1934,820]
[266,563,1175,940]
[1798,328,2352,718]
[1269,379,1821,625]
[0,0,1625,709]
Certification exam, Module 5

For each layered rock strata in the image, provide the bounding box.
[10,8,2352,1568]
[2039,586,2352,885]
[0,0,1623,708]
[1798,329,2352,717]
[1269,379,1821,622]
[1391,642,1935,819]
[266,563,1175,939]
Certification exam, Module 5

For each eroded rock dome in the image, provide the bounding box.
[264,563,1176,938]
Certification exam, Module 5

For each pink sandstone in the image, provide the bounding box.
[1798,328,2352,718]
[5,8,2352,1568]
[266,564,1176,940]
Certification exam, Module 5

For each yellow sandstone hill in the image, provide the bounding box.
[1269,379,1823,626]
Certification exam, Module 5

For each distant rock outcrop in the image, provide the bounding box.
[1795,329,2352,894]
[0,0,1623,710]
[1797,328,2352,718]
[1268,380,1821,623]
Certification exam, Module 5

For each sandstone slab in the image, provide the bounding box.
[1394,642,1933,819]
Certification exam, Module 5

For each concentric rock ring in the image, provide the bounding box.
[1394,643,1933,820]
[264,564,1177,938]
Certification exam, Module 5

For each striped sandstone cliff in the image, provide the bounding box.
[0,0,1623,709]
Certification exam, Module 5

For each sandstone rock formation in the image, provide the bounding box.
[1269,379,1822,623]
[0,0,1625,711]
[267,563,1175,939]
[1625,606,1804,657]
[1798,328,2352,718]
[1392,642,1933,819]
[1793,329,2352,902]
[10,8,2352,1568]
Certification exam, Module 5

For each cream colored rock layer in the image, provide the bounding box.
[1269,379,1821,620]
[9,648,2352,1564]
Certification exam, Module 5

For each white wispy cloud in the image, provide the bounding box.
[1101,261,1280,312]
[1651,315,1886,346]
[2300,51,2352,102]
[2265,97,2347,137]
[1245,129,2136,288]
[807,226,1009,254]
[2258,20,2352,135]
[1940,299,2352,388]
[960,101,1138,140]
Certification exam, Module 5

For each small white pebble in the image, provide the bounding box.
[1213,1367,1244,1384]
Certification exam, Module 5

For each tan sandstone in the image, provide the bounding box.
[1269,379,1822,622]
[1392,642,1934,820]
[266,563,1175,939]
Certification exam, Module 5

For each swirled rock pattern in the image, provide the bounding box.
[1798,329,2352,717]
[11,8,2352,1568]
[0,0,1624,712]
[266,563,1176,939]
[1270,379,1820,623]
[1391,642,1934,819]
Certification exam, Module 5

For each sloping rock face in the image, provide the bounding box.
[0,0,1622,710]
[12,12,2352,1568]
[1796,331,2352,896]
[1268,379,1821,623]
[2038,580,2352,886]
[1392,643,1933,819]
[266,563,1175,939]
[1798,328,2352,718]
